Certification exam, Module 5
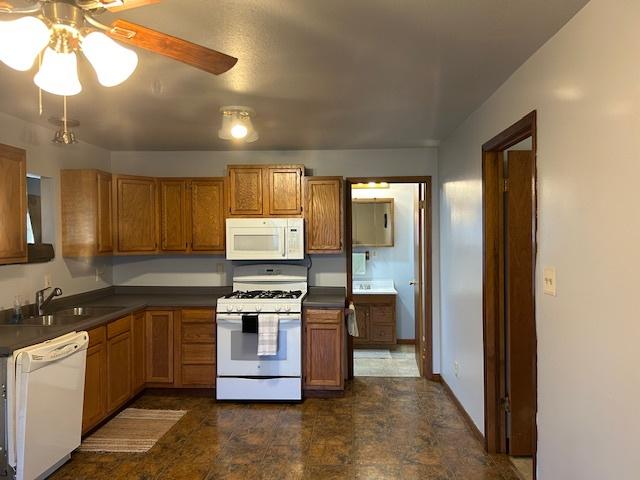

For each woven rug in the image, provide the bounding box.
[79,408,187,453]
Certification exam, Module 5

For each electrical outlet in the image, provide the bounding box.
[453,361,460,378]
[95,267,103,282]
[543,267,557,296]
[216,263,225,274]
[44,273,52,288]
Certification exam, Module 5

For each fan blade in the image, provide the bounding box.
[107,0,160,13]
[108,19,237,75]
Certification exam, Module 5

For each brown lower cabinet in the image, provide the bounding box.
[353,295,397,347]
[304,308,345,391]
[145,310,175,384]
[107,317,132,412]
[82,327,107,433]
[176,309,216,387]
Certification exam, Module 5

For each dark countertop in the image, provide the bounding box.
[0,285,346,355]
[303,287,347,309]
[0,286,232,356]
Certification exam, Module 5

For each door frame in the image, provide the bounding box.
[482,111,538,462]
[345,176,434,380]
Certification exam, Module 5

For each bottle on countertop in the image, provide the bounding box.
[12,295,23,323]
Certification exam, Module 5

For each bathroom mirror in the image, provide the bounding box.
[352,198,394,247]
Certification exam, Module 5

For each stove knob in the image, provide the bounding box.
[275,306,282,312]
[255,306,262,312]
[226,306,233,313]
[235,306,242,312]
[284,306,291,313]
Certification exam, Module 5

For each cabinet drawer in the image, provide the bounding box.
[182,343,215,364]
[370,324,395,343]
[305,309,343,324]
[181,309,215,323]
[87,326,106,347]
[181,365,215,386]
[107,315,131,339]
[182,322,215,343]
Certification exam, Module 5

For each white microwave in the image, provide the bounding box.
[225,218,305,260]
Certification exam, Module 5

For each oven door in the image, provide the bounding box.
[216,314,301,377]
[226,226,287,260]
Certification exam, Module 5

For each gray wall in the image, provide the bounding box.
[111,148,441,371]
[439,0,637,477]
[0,111,112,311]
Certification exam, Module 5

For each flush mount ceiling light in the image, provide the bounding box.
[0,0,238,96]
[352,182,390,189]
[218,106,259,143]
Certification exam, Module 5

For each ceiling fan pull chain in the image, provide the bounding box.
[37,51,43,117]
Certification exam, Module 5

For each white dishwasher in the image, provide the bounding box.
[7,331,89,480]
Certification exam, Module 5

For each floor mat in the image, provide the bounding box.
[353,349,392,359]
[79,408,186,453]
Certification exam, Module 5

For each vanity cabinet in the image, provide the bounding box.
[113,175,158,254]
[227,165,304,217]
[305,177,343,254]
[0,144,27,265]
[61,169,113,256]
[304,308,345,390]
[353,295,397,347]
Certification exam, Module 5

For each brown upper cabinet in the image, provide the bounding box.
[159,178,225,254]
[159,179,189,252]
[0,144,27,265]
[304,177,343,254]
[61,170,113,257]
[227,165,304,217]
[113,175,158,254]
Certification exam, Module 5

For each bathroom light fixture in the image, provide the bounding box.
[352,182,390,189]
[218,106,259,143]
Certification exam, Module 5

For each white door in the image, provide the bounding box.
[217,314,301,376]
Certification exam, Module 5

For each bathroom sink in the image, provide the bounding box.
[352,280,398,295]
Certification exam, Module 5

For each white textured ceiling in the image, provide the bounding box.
[0,0,588,150]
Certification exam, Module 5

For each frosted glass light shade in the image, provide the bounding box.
[218,108,258,143]
[0,17,50,71]
[82,32,138,87]
[34,48,82,96]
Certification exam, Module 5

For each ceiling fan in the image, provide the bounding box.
[0,0,238,96]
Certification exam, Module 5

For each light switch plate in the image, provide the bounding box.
[543,267,556,296]
[44,273,52,289]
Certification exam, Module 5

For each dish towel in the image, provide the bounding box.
[352,253,366,275]
[347,302,359,337]
[257,314,279,356]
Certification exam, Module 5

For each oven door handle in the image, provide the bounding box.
[216,315,300,324]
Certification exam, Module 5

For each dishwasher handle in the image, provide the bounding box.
[19,332,89,372]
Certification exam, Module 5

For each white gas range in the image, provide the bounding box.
[216,264,307,401]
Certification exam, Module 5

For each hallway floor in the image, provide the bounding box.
[51,378,520,480]
[353,344,421,377]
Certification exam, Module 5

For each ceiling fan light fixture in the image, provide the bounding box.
[219,106,258,143]
[0,16,50,71]
[34,47,82,96]
[82,31,138,87]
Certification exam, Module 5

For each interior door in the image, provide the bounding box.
[505,150,536,456]
[413,184,425,376]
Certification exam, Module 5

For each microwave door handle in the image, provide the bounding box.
[281,227,287,257]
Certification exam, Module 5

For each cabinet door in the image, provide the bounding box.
[145,310,174,384]
[107,331,132,412]
[82,327,107,433]
[304,309,343,390]
[191,179,225,252]
[0,144,27,264]
[160,179,188,252]
[178,309,215,387]
[305,178,343,254]
[96,171,113,254]
[267,167,303,216]
[131,311,146,393]
[115,175,157,253]
[228,167,263,215]
[353,304,369,344]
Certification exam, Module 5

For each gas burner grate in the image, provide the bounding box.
[224,290,303,300]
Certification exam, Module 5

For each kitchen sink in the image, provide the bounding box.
[53,306,123,317]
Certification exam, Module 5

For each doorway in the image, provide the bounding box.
[346,177,433,380]
[482,112,537,479]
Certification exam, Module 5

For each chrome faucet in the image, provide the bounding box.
[35,287,62,315]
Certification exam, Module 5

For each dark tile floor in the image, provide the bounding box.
[51,378,521,480]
